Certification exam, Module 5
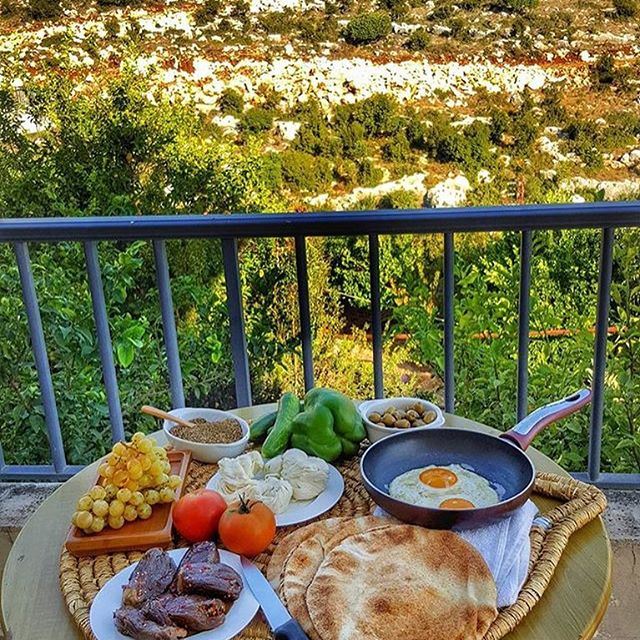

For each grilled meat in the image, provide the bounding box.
[122,549,177,607]
[175,562,243,600]
[144,594,226,632]
[170,542,220,593]
[114,606,187,640]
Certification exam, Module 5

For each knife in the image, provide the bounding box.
[241,556,309,640]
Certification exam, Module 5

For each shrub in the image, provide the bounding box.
[347,94,399,137]
[193,0,222,25]
[613,0,637,17]
[218,88,244,116]
[592,54,620,87]
[97,0,135,5]
[343,12,392,45]
[378,0,409,19]
[563,119,604,168]
[405,116,429,148]
[279,150,333,191]
[491,0,538,13]
[257,10,296,34]
[377,189,422,209]
[26,0,62,19]
[333,159,359,186]
[297,14,340,42]
[404,28,430,51]
[239,107,274,134]
[488,108,511,144]
[293,102,341,158]
[382,130,411,162]
[334,120,368,159]
[356,158,383,186]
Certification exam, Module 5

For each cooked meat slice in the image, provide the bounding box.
[179,541,220,566]
[114,606,187,640]
[122,548,177,607]
[175,562,243,600]
[170,542,220,592]
[144,594,226,632]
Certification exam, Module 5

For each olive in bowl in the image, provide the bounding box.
[358,397,445,443]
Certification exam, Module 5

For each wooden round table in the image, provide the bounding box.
[1,408,611,640]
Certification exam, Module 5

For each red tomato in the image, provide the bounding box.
[218,497,276,557]
[172,489,227,543]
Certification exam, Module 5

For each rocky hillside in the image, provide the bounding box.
[2,0,640,208]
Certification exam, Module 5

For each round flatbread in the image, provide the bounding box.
[267,518,347,591]
[306,525,498,640]
[283,516,397,640]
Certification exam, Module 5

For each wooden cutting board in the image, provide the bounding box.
[64,450,191,557]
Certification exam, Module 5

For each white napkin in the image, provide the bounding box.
[373,500,539,608]
[455,500,538,607]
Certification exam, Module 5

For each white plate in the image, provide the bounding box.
[206,464,345,527]
[90,549,259,640]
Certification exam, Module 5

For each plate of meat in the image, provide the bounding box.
[90,542,259,640]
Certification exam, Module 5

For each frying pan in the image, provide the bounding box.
[360,389,592,529]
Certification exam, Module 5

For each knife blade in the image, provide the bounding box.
[241,556,309,640]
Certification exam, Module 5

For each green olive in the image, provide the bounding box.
[395,419,411,429]
[369,412,382,424]
[423,410,437,424]
[382,413,395,426]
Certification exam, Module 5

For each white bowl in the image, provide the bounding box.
[358,397,445,443]
[162,407,249,463]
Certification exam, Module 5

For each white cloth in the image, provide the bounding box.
[373,500,538,608]
[455,500,538,607]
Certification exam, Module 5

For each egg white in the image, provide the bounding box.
[388,464,499,509]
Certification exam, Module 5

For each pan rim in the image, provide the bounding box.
[360,427,536,515]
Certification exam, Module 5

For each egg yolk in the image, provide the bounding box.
[419,467,458,489]
[439,498,475,509]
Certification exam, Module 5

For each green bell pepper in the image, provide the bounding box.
[290,388,365,461]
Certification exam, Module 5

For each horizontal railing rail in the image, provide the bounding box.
[1,201,640,487]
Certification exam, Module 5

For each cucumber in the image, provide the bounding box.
[249,410,277,443]
[262,392,300,459]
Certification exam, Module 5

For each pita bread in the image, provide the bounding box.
[282,517,396,640]
[267,518,347,590]
[306,525,497,640]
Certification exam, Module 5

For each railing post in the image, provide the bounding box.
[588,227,615,482]
[13,242,66,473]
[369,234,384,398]
[221,238,252,407]
[444,233,455,413]
[295,236,314,392]
[516,230,532,421]
[84,241,126,443]
[153,240,185,409]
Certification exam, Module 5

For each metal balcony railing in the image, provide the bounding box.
[1,202,640,487]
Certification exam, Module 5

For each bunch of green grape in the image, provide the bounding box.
[71,432,182,535]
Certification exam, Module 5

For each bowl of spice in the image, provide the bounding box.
[358,397,445,443]
[162,408,249,463]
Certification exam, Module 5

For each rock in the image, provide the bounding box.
[274,120,301,141]
[308,173,427,210]
[560,176,640,200]
[212,114,239,134]
[427,175,471,208]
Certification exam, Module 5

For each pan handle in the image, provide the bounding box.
[500,389,592,450]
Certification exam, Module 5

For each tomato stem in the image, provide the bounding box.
[238,493,251,514]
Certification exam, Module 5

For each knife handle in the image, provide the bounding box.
[274,619,309,640]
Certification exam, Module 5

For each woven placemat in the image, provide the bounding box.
[59,456,606,640]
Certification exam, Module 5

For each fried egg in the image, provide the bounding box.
[388,464,499,509]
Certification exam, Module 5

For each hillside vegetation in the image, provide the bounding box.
[0,0,639,474]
